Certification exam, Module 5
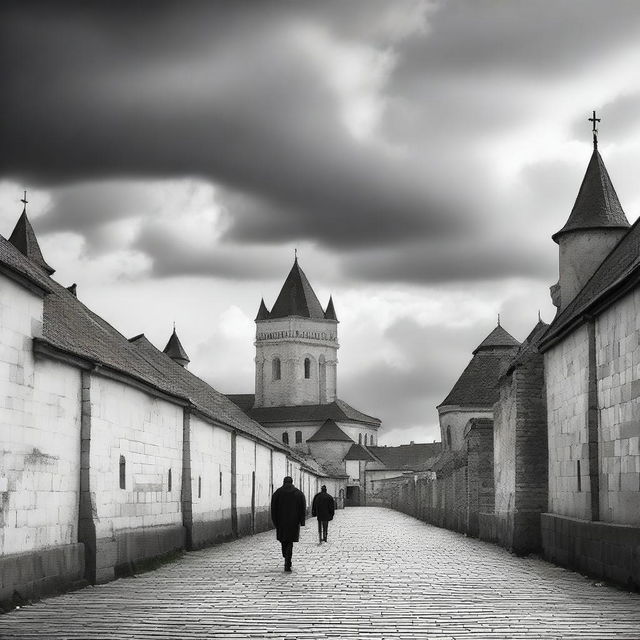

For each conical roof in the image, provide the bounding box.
[255,298,270,321]
[269,258,326,319]
[552,149,630,243]
[324,296,338,321]
[307,418,353,442]
[472,324,520,354]
[163,328,190,365]
[8,210,55,275]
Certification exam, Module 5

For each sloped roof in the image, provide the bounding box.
[269,258,326,319]
[8,210,55,275]
[368,443,442,470]
[307,418,353,442]
[324,296,338,321]
[541,216,640,350]
[503,319,549,376]
[255,298,270,321]
[163,329,190,364]
[227,396,381,427]
[472,324,520,354]
[552,149,630,243]
[439,325,520,408]
[0,230,304,453]
[344,443,376,461]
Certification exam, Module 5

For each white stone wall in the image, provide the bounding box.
[345,460,360,482]
[272,451,287,490]
[235,435,256,510]
[0,277,83,556]
[89,376,183,539]
[545,325,590,519]
[255,444,272,510]
[597,289,640,525]
[190,416,232,522]
[339,423,378,447]
[254,316,338,407]
[438,407,493,451]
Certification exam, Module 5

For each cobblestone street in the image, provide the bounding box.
[2,507,639,640]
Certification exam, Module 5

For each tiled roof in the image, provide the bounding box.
[368,443,442,470]
[227,396,381,427]
[439,352,515,407]
[8,210,55,275]
[163,329,190,364]
[439,325,520,407]
[552,149,630,243]
[0,232,302,454]
[472,324,520,354]
[306,419,353,442]
[343,443,376,461]
[541,216,640,350]
[269,258,326,319]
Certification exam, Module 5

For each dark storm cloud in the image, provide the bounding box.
[0,0,461,249]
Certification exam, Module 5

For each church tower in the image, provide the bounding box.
[550,113,630,311]
[253,257,339,408]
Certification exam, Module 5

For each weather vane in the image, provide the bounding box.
[588,110,601,149]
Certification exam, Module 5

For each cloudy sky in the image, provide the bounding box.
[2,1,640,444]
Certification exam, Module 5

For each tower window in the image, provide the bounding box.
[168,468,172,492]
[304,358,311,379]
[219,471,223,496]
[272,358,281,380]
[295,430,302,444]
[446,426,452,449]
[198,475,202,498]
[282,432,289,445]
[119,455,126,490]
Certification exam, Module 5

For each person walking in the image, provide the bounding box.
[270,476,306,572]
[311,485,335,544]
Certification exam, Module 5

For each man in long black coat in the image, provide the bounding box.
[270,476,306,572]
[311,485,335,543]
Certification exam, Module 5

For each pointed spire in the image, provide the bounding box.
[163,327,190,367]
[269,257,325,319]
[8,193,55,275]
[324,295,338,321]
[255,298,270,321]
[552,123,629,243]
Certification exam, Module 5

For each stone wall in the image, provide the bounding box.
[482,353,547,554]
[596,289,640,525]
[545,325,591,519]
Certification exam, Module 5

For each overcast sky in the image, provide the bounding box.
[2,1,640,444]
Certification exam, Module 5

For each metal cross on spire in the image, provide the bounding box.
[20,190,28,213]
[588,110,601,149]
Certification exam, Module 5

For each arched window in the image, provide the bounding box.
[295,430,302,444]
[119,455,126,490]
[168,468,172,492]
[364,434,368,446]
[304,358,311,379]
[282,432,289,445]
[358,433,362,445]
[272,358,281,380]
[446,426,452,449]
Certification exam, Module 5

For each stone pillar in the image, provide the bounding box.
[78,370,96,584]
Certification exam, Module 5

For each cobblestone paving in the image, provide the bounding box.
[2,507,640,639]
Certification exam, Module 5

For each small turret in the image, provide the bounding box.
[255,298,270,321]
[324,296,338,321]
[551,114,630,311]
[163,327,190,368]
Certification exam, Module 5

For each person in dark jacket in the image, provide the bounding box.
[270,476,306,572]
[311,485,335,543]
